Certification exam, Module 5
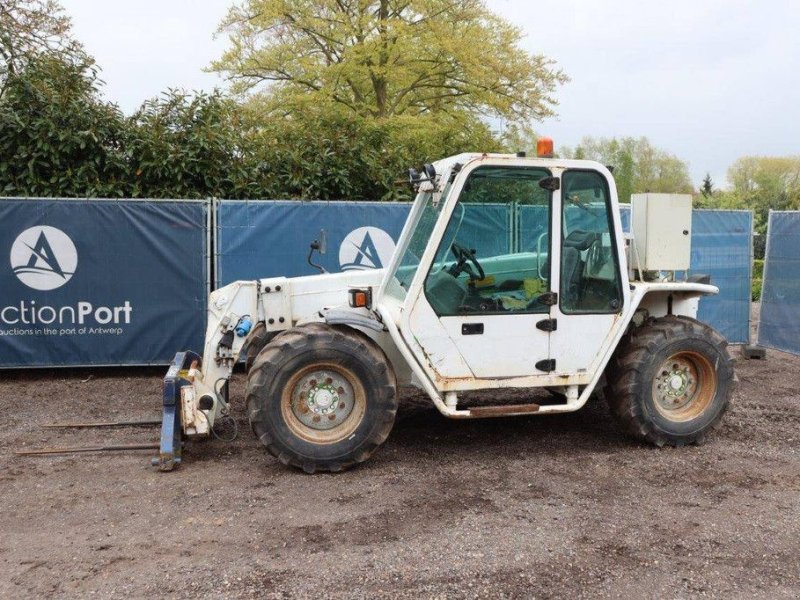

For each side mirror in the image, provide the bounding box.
[408,165,437,190]
[308,229,328,274]
[312,229,326,254]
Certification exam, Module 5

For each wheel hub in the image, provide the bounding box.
[650,350,719,421]
[291,370,355,431]
[311,388,336,411]
[654,359,695,411]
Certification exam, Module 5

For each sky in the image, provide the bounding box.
[60,0,800,188]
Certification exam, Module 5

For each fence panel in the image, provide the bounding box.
[690,210,752,344]
[0,197,754,368]
[619,204,631,232]
[217,201,752,343]
[461,203,511,257]
[0,199,208,367]
[216,203,752,345]
[216,201,411,285]
[758,211,800,354]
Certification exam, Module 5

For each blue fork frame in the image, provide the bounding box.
[156,350,201,471]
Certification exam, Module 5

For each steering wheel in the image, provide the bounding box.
[449,242,485,281]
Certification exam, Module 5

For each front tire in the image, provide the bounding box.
[246,323,397,472]
[606,315,734,446]
[244,323,275,372]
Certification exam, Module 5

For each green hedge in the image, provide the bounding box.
[752,259,764,301]
[0,56,502,202]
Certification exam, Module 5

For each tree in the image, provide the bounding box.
[719,156,800,234]
[127,90,254,199]
[0,54,500,201]
[0,55,128,197]
[0,0,512,201]
[561,136,693,203]
[211,0,567,122]
[0,0,83,98]
[244,106,501,201]
[701,172,714,197]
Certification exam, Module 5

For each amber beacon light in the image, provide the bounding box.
[537,137,554,158]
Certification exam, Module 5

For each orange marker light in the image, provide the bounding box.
[348,288,371,308]
[537,137,554,158]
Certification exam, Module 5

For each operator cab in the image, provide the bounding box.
[383,145,627,383]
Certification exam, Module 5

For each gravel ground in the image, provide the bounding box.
[1,309,799,598]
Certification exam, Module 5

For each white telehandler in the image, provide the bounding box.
[156,141,734,472]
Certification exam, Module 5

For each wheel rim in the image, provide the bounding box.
[281,362,366,444]
[651,351,717,422]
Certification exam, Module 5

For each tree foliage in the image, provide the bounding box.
[127,90,253,199]
[212,0,567,122]
[0,55,128,197]
[245,107,500,200]
[0,0,83,98]
[709,156,800,234]
[0,53,499,201]
[701,173,713,198]
[561,136,693,203]
[497,122,540,157]
[0,0,567,201]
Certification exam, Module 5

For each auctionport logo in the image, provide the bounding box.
[3,225,133,335]
[339,227,396,271]
[10,226,78,291]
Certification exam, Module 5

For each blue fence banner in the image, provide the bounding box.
[462,204,511,257]
[619,204,631,232]
[216,200,412,285]
[690,210,752,344]
[517,205,548,252]
[0,197,755,368]
[518,205,631,253]
[218,201,625,284]
[0,199,208,367]
[758,211,800,354]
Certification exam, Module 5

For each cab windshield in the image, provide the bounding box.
[386,190,445,300]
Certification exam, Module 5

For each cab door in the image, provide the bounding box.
[549,168,627,374]
[406,163,557,380]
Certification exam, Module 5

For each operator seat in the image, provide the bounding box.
[562,230,598,308]
[425,269,468,315]
[561,247,582,308]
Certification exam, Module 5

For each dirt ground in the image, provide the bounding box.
[2,310,799,598]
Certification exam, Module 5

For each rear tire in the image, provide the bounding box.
[606,315,733,446]
[246,323,397,473]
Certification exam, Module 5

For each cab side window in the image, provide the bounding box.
[424,166,552,316]
[560,170,623,314]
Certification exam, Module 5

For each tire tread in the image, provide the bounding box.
[605,315,734,446]
[246,323,397,472]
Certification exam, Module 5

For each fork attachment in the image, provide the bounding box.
[155,350,201,472]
